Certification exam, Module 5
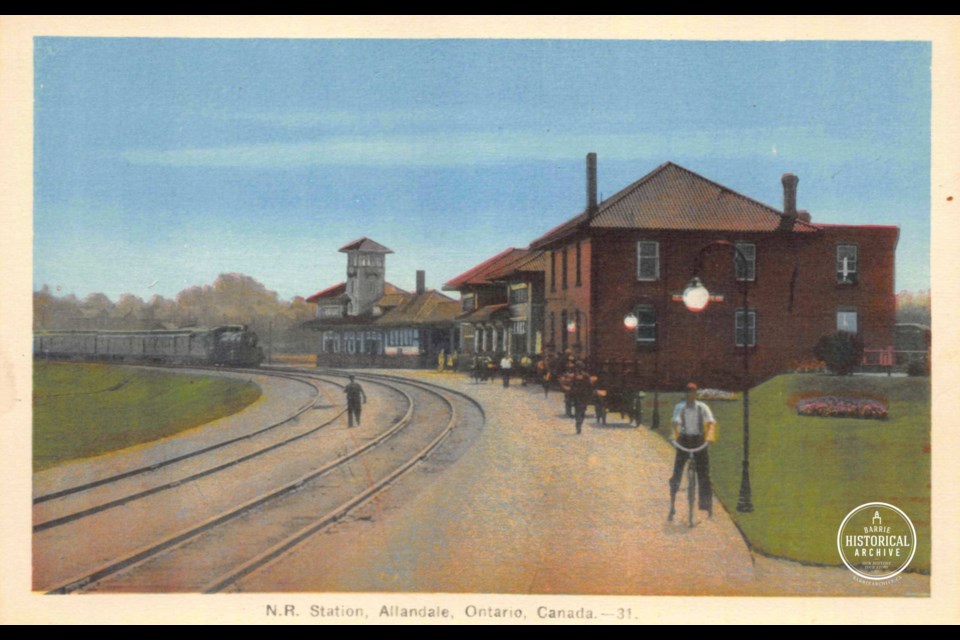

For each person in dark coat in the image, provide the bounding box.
[558,361,575,417]
[567,361,594,435]
[537,355,552,398]
[482,355,494,382]
[343,375,367,428]
[470,354,483,383]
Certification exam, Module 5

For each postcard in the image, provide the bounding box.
[1,16,958,624]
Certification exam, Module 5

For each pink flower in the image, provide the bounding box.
[796,396,887,420]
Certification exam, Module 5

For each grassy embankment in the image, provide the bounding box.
[33,361,262,471]
[650,374,930,572]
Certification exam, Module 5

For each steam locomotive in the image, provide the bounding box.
[33,325,264,368]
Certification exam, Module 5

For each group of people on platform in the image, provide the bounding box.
[461,349,601,435]
[455,349,717,520]
[461,352,538,387]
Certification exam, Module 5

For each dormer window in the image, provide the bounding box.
[319,305,342,318]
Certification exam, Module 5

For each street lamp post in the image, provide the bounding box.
[624,306,660,429]
[681,241,754,513]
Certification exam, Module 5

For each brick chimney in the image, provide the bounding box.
[780,173,799,230]
[416,270,426,295]
[586,152,598,216]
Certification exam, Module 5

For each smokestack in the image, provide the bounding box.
[416,270,426,295]
[781,173,798,219]
[779,173,799,231]
[586,152,598,215]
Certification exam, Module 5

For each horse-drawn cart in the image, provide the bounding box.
[593,386,648,426]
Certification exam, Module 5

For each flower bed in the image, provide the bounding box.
[795,396,888,420]
[793,356,828,374]
[697,388,740,401]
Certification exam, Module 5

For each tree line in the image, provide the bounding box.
[895,289,930,326]
[33,273,317,352]
[32,277,932,352]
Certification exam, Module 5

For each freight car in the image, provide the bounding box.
[33,325,264,367]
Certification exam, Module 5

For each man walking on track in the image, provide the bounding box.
[669,382,716,519]
[344,375,367,428]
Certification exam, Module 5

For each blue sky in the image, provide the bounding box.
[34,39,931,301]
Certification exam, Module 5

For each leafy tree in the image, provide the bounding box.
[112,293,146,326]
[144,294,178,327]
[33,286,55,330]
[79,292,114,314]
[896,289,931,325]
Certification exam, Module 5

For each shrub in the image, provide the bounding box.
[796,396,888,420]
[813,333,864,376]
[794,356,828,374]
[697,388,740,401]
[907,360,929,377]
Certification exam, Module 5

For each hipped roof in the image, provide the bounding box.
[444,248,535,290]
[303,289,459,330]
[530,162,818,249]
[306,281,407,304]
[457,303,510,323]
[376,290,460,325]
[338,237,393,253]
[489,250,546,281]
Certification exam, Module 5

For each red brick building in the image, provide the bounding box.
[523,155,898,389]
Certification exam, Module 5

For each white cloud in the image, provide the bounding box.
[210,106,625,131]
[120,127,896,170]
[217,108,437,129]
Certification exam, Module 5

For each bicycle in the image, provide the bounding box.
[668,439,710,528]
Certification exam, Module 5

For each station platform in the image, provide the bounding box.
[237,369,930,596]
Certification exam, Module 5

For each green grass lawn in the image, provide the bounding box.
[650,374,930,572]
[33,362,262,471]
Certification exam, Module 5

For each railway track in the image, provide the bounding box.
[33,367,327,504]
[34,367,484,593]
[33,369,351,530]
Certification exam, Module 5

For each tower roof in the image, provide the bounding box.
[338,237,394,253]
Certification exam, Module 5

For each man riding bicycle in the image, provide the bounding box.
[669,382,716,520]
